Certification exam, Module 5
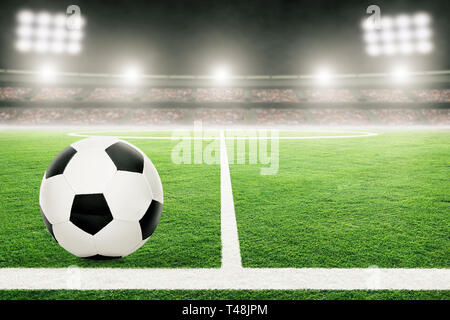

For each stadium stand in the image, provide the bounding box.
[196,88,245,102]
[309,109,370,125]
[145,88,193,102]
[251,89,298,103]
[66,108,130,124]
[0,108,19,121]
[412,89,450,103]
[360,89,412,103]
[194,109,245,125]
[15,108,71,124]
[1,87,450,103]
[0,86,449,126]
[2,107,448,126]
[129,108,185,125]
[32,88,82,101]
[88,88,138,101]
[0,87,33,100]
[256,109,308,125]
[369,109,422,125]
[302,89,358,103]
[421,108,450,125]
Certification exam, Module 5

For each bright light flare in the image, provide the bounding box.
[17,10,34,24]
[415,28,432,40]
[15,10,85,55]
[212,67,230,82]
[53,14,66,27]
[396,15,411,29]
[417,41,433,54]
[366,44,381,56]
[17,25,33,38]
[122,66,142,82]
[67,42,81,55]
[39,66,56,81]
[413,13,430,27]
[391,66,410,82]
[15,39,32,52]
[362,12,433,56]
[380,17,394,29]
[315,68,332,84]
[36,12,51,26]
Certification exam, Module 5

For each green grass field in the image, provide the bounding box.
[0,129,448,300]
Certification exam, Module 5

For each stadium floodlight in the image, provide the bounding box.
[413,13,430,27]
[315,68,332,85]
[391,66,409,82]
[36,12,51,26]
[17,25,33,38]
[34,40,49,53]
[36,27,50,39]
[395,15,411,29]
[50,42,65,54]
[39,66,56,81]
[366,44,381,56]
[212,66,230,83]
[417,41,433,54]
[17,10,34,25]
[380,17,394,29]
[399,42,414,55]
[382,43,397,56]
[15,9,85,55]
[54,14,66,28]
[364,32,378,43]
[16,39,32,52]
[381,30,395,42]
[122,66,141,82]
[362,12,433,56]
[415,27,432,40]
[397,29,412,42]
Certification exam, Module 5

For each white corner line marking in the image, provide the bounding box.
[0,129,448,290]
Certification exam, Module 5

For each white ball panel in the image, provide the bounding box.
[53,221,97,257]
[143,157,164,204]
[121,239,148,257]
[64,148,116,194]
[39,174,75,224]
[71,136,119,152]
[93,220,142,256]
[104,171,152,221]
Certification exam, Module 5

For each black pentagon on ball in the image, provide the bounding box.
[105,142,144,173]
[46,146,77,179]
[40,205,57,242]
[70,194,113,235]
[139,200,163,240]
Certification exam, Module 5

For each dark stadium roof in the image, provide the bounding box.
[0,0,448,75]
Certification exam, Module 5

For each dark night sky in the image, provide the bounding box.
[0,0,448,74]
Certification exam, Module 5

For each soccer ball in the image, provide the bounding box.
[39,137,163,259]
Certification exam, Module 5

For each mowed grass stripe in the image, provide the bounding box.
[0,131,221,268]
[0,289,448,300]
[229,131,450,268]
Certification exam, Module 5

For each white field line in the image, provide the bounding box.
[0,268,449,290]
[1,130,449,290]
[68,130,378,140]
[220,131,242,270]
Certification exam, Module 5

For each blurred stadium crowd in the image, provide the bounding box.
[1,87,449,103]
[0,87,449,126]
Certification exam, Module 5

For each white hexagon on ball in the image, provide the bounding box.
[39,136,164,259]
